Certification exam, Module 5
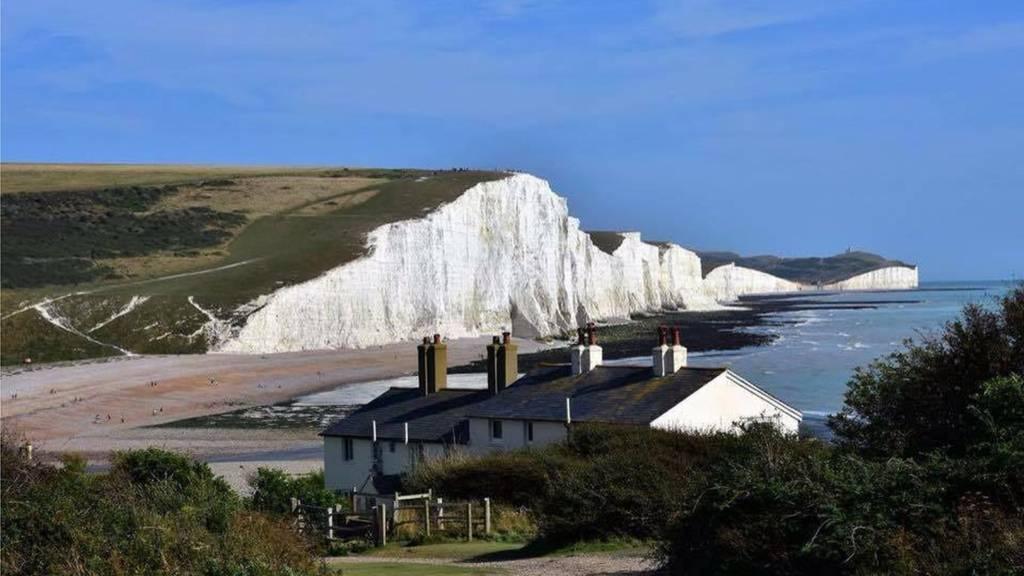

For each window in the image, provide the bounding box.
[389,441,396,453]
[343,438,354,461]
[491,420,503,440]
[409,443,426,468]
[526,421,534,443]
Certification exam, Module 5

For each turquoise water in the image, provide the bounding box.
[688,281,1015,416]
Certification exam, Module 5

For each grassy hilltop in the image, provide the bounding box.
[0,163,505,364]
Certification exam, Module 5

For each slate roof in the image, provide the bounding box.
[467,364,728,425]
[321,388,491,443]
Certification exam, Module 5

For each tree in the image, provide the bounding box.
[829,286,1024,457]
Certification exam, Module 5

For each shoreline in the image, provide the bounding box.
[479,292,922,374]
[1,288,941,489]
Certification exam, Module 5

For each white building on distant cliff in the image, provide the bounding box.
[321,327,801,494]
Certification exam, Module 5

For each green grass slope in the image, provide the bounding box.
[1,164,506,364]
[697,250,914,285]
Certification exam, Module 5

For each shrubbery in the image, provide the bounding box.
[830,287,1023,457]
[404,449,554,508]
[0,436,319,576]
[659,423,1023,574]
[404,424,731,542]
[249,467,348,514]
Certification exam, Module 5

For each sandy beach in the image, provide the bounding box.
[1,336,544,488]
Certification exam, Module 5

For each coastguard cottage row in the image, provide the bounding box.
[321,326,802,494]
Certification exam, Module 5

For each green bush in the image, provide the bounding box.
[535,425,711,542]
[248,467,347,514]
[657,425,1024,575]
[655,287,1024,574]
[403,449,553,508]
[829,286,1023,457]
[404,425,716,543]
[0,437,317,576]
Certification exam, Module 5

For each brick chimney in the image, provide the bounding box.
[488,332,519,394]
[666,327,687,373]
[426,333,447,393]
[652,326,670,377]
[498,332,518,391]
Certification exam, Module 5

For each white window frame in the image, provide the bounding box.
[343,437,354,461]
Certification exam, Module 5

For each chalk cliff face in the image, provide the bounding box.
[218,174,919,353]
[221,175,719,353]
[823,266,919,291]
[702,263,806,302]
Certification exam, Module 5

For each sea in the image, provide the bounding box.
[685,281,1014,419]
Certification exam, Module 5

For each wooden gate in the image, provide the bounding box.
[291,492,491,546]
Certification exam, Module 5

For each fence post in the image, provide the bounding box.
[437,498,444,530]
[467,502,473,542]
[290,498,301,534]
[424,498,431,537]
[351,488,358,512]
[484,498,491,535]
[327,505,335,541]
[393,492,400,529]
[377,504,387,547]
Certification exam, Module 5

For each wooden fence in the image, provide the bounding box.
[291,492,491,546]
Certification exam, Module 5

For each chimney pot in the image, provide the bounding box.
[433,333,441,344]
[492,335,500,344]
[587,323,597,345]
[502,331,511,344]
[672,327,681,346]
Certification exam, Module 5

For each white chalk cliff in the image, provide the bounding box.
[702,264,806,302]
[221,174,719,352]
[823,266,919,291]
[218,174,917,353]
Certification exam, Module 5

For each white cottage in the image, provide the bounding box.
[322,327,801,494]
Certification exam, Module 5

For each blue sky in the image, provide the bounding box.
[3,1,1022,280]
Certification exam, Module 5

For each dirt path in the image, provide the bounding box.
[1,336,541,462]
[328,554,659,575]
